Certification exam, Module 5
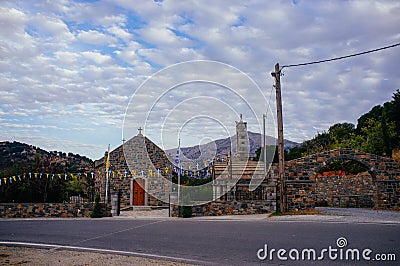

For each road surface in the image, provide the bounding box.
[0,211,399,265]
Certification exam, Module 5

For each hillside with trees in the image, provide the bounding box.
[0,141,94,203]
[257,90,400,163]
[290,90,399,159]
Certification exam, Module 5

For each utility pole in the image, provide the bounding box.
[263,113,267,177]
[271,63,286,213]
[177,138,181,217]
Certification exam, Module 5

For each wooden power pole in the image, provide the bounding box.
[271,63,286,213]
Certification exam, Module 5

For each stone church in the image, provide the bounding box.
[94,128,173,209]
[94,116,276,214]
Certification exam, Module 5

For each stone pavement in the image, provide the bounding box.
[115,207,400,224]
[118,208,170,218]
[268,207,400,224]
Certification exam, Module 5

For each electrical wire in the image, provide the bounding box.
[267,84,274,106]
[282,42,400,69]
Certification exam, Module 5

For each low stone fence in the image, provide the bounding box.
[286,178,400,210]
[285,181,316,210]
[0,202,98,218]
[375,181,400,209]
[171,199,275,217]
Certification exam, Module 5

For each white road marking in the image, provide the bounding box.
[72,219,168,246]
[0,241,204,264]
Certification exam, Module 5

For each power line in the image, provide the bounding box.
[282,42,400,69]
[267,84,274,106]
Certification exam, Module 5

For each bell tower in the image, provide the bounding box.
[235,114,249,161]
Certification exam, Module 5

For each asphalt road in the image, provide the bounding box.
[0,217,399,265]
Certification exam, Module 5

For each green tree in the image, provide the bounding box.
[356,105,383,133]
[347,133,365,151]
[359,118,385,155]
[285,145,306,160]
[328,123,355,148]
[388,89,400,148]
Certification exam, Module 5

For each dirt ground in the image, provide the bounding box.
[0,246,192,266]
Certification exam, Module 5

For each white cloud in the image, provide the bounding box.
[54,51,81,65]
[29,13,75,43]
[137,25,193,47]
[81,51,114,65]
[0,0,399,158]
[77,29,116,45]
[107,25,132,41]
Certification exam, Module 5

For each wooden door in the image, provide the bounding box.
[133,180,145,205]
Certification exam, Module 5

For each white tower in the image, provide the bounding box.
[235,114,249,161]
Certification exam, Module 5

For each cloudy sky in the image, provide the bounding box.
[1,0,399,159]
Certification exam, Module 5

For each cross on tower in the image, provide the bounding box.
[138,126,143,135]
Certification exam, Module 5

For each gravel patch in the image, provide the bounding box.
[269,207,400,224]
[0,246,193,266]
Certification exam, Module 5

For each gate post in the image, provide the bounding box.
[111,192,120,216]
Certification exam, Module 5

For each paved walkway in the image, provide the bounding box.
[116,207,400,224]
[268,207,400,224]
[118,208,169,218]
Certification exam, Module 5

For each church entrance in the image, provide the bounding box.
[133,180,145,206]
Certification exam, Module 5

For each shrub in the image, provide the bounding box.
[315,200,328,207]
[181,206,192,218]
[90,194,103,218]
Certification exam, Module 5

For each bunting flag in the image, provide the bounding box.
[0,162,212,187]
[171,161,214,179]
[174,148,180,165]
[0,170,96,187]
[105,146,110,173]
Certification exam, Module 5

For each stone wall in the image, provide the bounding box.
[0,202,101,218]
[283,149,400,211]
[285,148,400,181]
[284,175,400,210]
[285,181,315,210]
[314,172,375,208]
[375,181,400,209]
[171,198,275,217]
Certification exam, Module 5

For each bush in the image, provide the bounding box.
[315,200,328,207]
[90,194,103,218]
[181,206,192,218]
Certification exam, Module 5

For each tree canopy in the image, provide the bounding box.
[256,90,400,161]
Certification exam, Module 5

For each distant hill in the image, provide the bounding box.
[166,131,298,161]
[0,141,94,176]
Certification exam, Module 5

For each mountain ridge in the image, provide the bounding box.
[166,131,298,160]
